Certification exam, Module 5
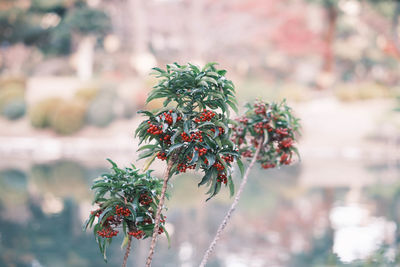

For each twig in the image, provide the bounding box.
[199,138,263,267]
[122,235,132,267]
[145,159,174,267]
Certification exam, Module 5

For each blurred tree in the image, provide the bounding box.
[0,0,110,55]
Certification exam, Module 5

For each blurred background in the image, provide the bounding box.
[0,0,400,266]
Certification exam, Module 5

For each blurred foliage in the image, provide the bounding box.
[0,0,111,55]
[49,99,86,135]
[29,97,64,128]
[334,82,391,102]
[75,86,100,102]
[86,96,114,127]
[2,99,26,120]
[0,77,26,120]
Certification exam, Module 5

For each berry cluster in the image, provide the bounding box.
[177,162,196,173]
[254,102,266,115]
[253,122,266,134]
[181,131,203,142]
[280,153,291,165]
[261,162,276,169]
[147,121,163,135]
[128,230,145,239]
[213,161,225,171]
[231,100,299,171]
[159,134,171,144]
[210,127,225,136]
[97,227,119,238]
[157,151,167,160]
[221,154,234,163]
[139,194,152,206]
[217,173,227,184]
[276,128,288,136]
[195,147,207,156]
[115,205,131,217]
[241,150,252,157]
[196,109,216,122]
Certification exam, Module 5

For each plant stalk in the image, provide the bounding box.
[122,235,132,267]
[145,159,174,267]
[199,138,263,267]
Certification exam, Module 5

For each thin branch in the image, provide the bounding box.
[145,159,174,267]
[122,235,132,267]
[199,137,263,267]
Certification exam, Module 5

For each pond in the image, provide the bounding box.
[0,155,399,267]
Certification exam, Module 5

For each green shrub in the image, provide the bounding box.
[50,100,87,135]
[86,96,114,127]
[29,98,64,128]
[0,86,25,111]
[2,99,26,120]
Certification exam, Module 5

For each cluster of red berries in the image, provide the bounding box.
[128,230,145,239]
[97,227,119,238]
[115,205,131,217]
[254,103,266,115]
[261,162,276,169]
[213,161,225,171]
[280,137,293,148]
[276,128,289,136]
[254,122,267,134]
[221,154,234,163]
[139,194,152,206]
[160,216,166,223]
[196,109,216,122]
[280,153,291,165]
[217,173,227,184]
[237,116,248,124]
[158,110,182,125]
[147,121,163,135]
[195,147,207,156]
[181,131,203,142]
[157,151,167,160]
[241,150,252,157]
[210,127,225,136]
[159,134,171,144]
[177,162,196,173]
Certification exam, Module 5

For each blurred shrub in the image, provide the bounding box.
[0,86,25,110]
[86,96,114,127]
[29,98,64,128]
[0,77,26,90]
[2,99,26,120]
[335,82,390,101]
[0,79,26,120]
[75,87,99,102]
[358,83,389,99]
[50,100,86,135]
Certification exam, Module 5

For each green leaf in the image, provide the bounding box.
[189,150,199,165]
[138,149,156,161]
[183,120,191,135]
[236,159,244,178]
[167,143,185,155]
[206,181,221,201]
[228,176,235,197]
[198,169,214,186]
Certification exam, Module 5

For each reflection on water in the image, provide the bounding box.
[0,159,399,267]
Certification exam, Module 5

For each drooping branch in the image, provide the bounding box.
[145,159,174,267]
[199,136,264,267]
